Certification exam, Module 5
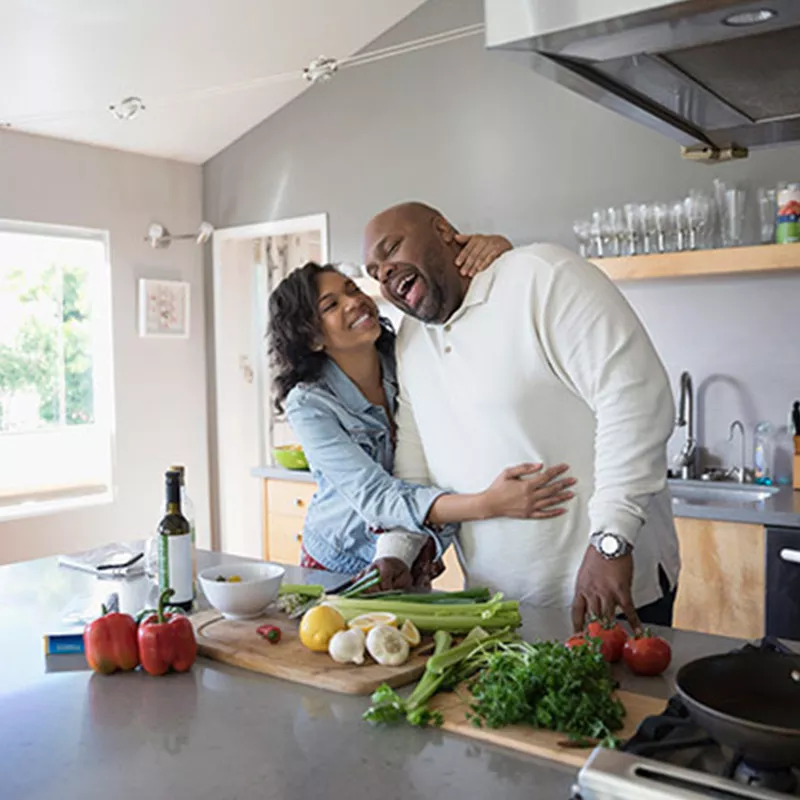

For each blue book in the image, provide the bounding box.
[43,632,85,655]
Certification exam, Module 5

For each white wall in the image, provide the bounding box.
[0,129,210,564]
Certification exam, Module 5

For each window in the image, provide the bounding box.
[0,221,115,519]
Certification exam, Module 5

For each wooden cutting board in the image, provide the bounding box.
[191,609,427,695]
[429,689,666,768]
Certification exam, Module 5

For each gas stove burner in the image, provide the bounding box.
[732,760,798,795]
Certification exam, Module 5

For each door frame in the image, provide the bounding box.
[208,213,329,552]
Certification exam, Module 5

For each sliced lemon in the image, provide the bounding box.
[399,619,421,647]
[299,605,347,653]
[348,612,398,635]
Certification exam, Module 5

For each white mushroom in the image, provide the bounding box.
[328,627,366,665]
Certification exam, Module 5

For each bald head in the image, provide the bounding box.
[363,202,465,324]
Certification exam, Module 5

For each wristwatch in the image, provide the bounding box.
[590,532,633,560]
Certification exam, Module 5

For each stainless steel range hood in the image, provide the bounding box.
[485,0,800,160]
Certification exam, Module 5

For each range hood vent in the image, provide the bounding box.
[485,0,800,159]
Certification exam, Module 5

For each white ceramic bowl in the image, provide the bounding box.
[198,562,285,620]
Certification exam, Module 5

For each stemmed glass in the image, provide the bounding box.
[623,203,642,255]
[604,207,624,257]
[639,203,656,254]
[670,201,688,251]
[685,192,713,250]
[572,220,592,258]
[654,203,671,253]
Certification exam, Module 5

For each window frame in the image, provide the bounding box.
[0,218,117,521]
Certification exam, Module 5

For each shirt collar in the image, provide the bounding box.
[320,349,397,413]
[444,265,497,325]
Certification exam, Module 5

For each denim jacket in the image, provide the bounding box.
[284,352,454,574]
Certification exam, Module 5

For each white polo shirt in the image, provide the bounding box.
[376,244,680,609]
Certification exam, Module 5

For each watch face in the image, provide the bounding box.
[599,534,620,556]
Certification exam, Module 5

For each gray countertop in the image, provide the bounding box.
[669,482,800,528]
[0,548,771,800]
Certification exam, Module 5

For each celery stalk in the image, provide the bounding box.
[278,584,324,598]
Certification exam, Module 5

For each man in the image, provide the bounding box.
[363,202,680,630]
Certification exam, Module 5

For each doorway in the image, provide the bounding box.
[210,214,328,557]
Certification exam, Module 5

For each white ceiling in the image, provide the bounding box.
[0,0,429,164]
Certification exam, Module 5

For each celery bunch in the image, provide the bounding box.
[323,591,521,634]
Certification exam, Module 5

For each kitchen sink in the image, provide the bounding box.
[668,479,779,505]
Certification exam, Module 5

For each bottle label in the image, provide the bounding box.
[158,533,193,604]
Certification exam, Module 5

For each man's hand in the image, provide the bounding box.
[571,546,641,633]
[361,557,413,593]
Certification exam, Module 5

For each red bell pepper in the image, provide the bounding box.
[137,589,197,676]
[83,604,139,674]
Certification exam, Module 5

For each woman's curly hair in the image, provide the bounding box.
[267,262,395,414]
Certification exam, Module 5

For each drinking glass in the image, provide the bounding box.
[572,219,592,257]
[685,192,713,250]
[623,203,642,255]
[605,206,624,257]
[715,180,747,247]
[670,201,688,251]
[639,203,656,254]
[590,210,605,257]
[654,203,670,252]
[757,187,777,243]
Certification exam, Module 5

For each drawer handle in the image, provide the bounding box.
[779,548,800,565]
[293,498,304,508]
[295,533,303,542]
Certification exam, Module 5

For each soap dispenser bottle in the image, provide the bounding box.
[753,421,775,485]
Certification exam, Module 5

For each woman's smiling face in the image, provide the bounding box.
[316,270,381,355]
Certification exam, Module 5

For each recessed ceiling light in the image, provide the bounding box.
[108,96,146,121]
[722,8,777,26]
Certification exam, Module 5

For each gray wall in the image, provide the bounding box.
[0,129,210,564]
[204,0,800,475]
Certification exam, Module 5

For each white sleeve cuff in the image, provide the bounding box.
[589,504,645,546]
[374,531,426,568]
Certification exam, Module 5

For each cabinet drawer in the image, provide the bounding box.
[267,514,305,565]
[266,480,317,518]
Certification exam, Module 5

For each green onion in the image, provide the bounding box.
[278,584,324,599]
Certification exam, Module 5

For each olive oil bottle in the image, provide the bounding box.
[157,469,193,611]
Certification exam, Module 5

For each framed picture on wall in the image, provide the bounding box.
[138,278,190,338]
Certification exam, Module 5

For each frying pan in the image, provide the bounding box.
[676,651,800,767]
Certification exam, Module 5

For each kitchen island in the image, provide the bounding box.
[0,549,763,800]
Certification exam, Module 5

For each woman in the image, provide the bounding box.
[267,235,576,587]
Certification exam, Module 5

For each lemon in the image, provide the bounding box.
[348,612,398,635]
[299,605,346,652]
[399,619,421,647]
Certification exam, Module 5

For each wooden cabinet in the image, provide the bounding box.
[262,479,315,565]
[261,477,466,589]
[673,517,765,639]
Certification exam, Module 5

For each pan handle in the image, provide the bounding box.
[779,548,800,565]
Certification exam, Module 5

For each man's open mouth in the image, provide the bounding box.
[390,270,426,310]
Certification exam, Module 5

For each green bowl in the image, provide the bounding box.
[273,445,309,471]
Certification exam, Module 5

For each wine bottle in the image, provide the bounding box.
[169,464,197,597]
[157,469,193,611]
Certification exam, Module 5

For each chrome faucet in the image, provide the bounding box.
[728,420,747,483]
[673,370,697,480]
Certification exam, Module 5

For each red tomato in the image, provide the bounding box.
[622,631,672,676]
[565,634,588,650]
[585,620,627,663]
